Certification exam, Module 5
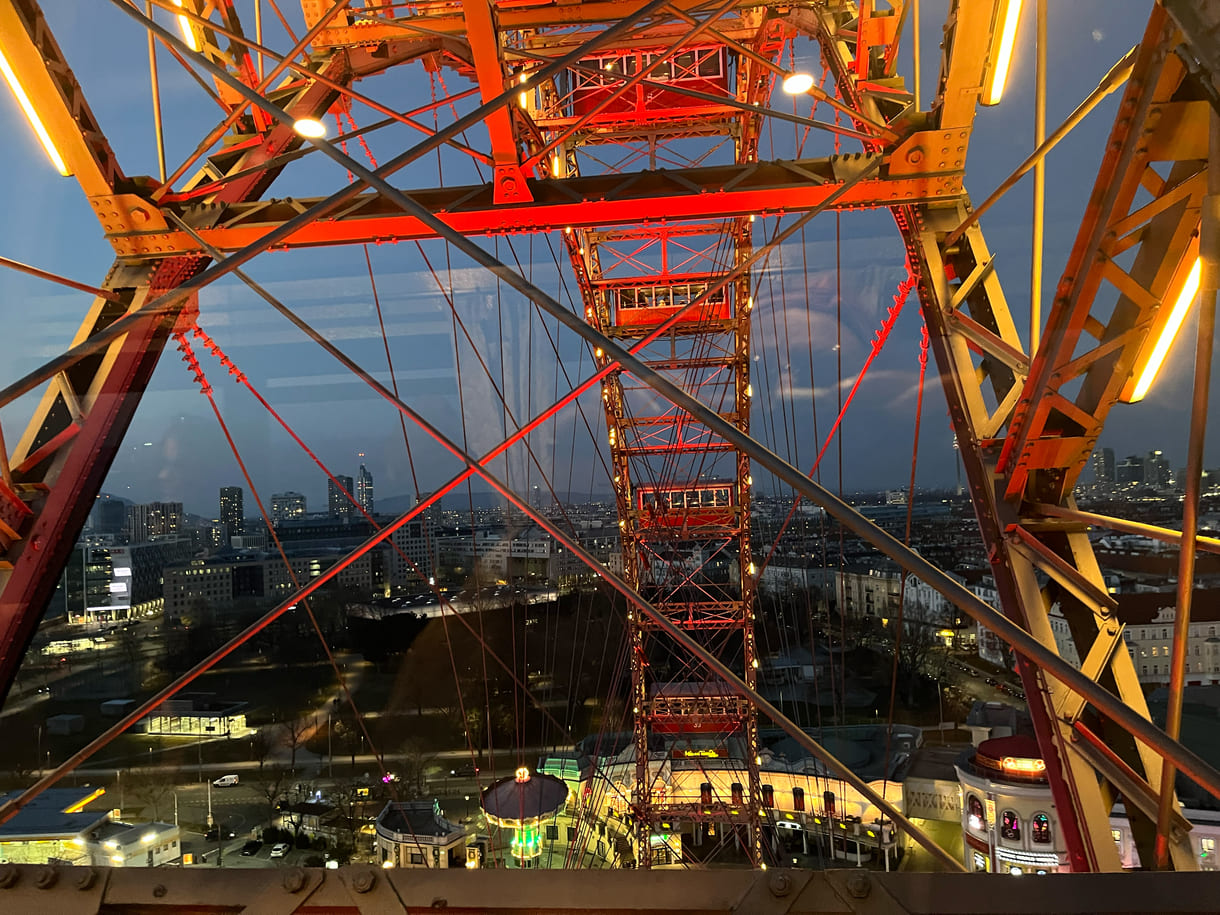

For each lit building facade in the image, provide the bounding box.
[375,800,467,869]
[328,474,355,519]
[357,464,374,514]
[0,787,110,866]
[271,492,307,524]
[219,486,244,540]
[1119,596,1220,686]
[125,501,182,543]
[955,735,1220,872]
[142,695,249,737]
[163,549,382,616]
[955,735,1068,874]
[53,537,195,623]
[86,821,180,867]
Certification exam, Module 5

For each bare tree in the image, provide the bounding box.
[253,765,290,829]
[396,739,435,801]
[327,777,370,862]
[883,613,946,706]
[280,780,318,843]
[249,729,274,772]
[115,627,144,689]
[279,717,309,772]
[127,770,176,822]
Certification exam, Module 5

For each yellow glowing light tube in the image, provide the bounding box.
[0,45,70,176]
[982,0,1023,106]
[1127,256,1202,403]
[173,0,201,53]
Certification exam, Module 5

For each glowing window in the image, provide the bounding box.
[967,795,985,831]
[1032,813,1051,844]
[1001,810,1020,841]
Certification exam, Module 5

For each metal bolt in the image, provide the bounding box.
[35,867,57,889]
[0,865,18,888]
[768,873,792,897]
[153,884,167,898]
[75,869,97,891]
[283,868,307,894]
[351,870,376,894]
[845,871,871,899]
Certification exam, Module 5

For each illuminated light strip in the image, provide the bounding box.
[0,46,70,176]
[983,0,1023,106]
[1130,257,1202,402]
[995,847,1061,867]
[1001,756,1047,775]
[172,1,200,53]
[62,787,106,813]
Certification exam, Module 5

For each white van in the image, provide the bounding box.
[213,774,239,787]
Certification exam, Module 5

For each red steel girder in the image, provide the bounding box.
[310,0,759,48]
[0,258,206,698]
[107,158,962,258]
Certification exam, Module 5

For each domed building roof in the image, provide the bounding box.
[481,767,568,826]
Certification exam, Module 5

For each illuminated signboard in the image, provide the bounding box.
[672,748,727,759]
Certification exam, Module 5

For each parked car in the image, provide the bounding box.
[240,840,262,857]
[270,843,290,859]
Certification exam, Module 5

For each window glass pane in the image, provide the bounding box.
[1032,813,1051,844]
[1001,810,1020,840]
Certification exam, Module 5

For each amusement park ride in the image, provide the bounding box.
[0,0,1219,909]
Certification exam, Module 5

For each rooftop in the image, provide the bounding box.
[0,787,109,841]
[377,800,463,840]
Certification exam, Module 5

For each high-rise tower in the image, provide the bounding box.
[328,475,355,519]
[219,486,243,541]
[356,464,374,515]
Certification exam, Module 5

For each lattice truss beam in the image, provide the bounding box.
[548,8,786,863]
[897,4,1206,874]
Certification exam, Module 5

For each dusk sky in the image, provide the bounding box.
[0,2,1215,519]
